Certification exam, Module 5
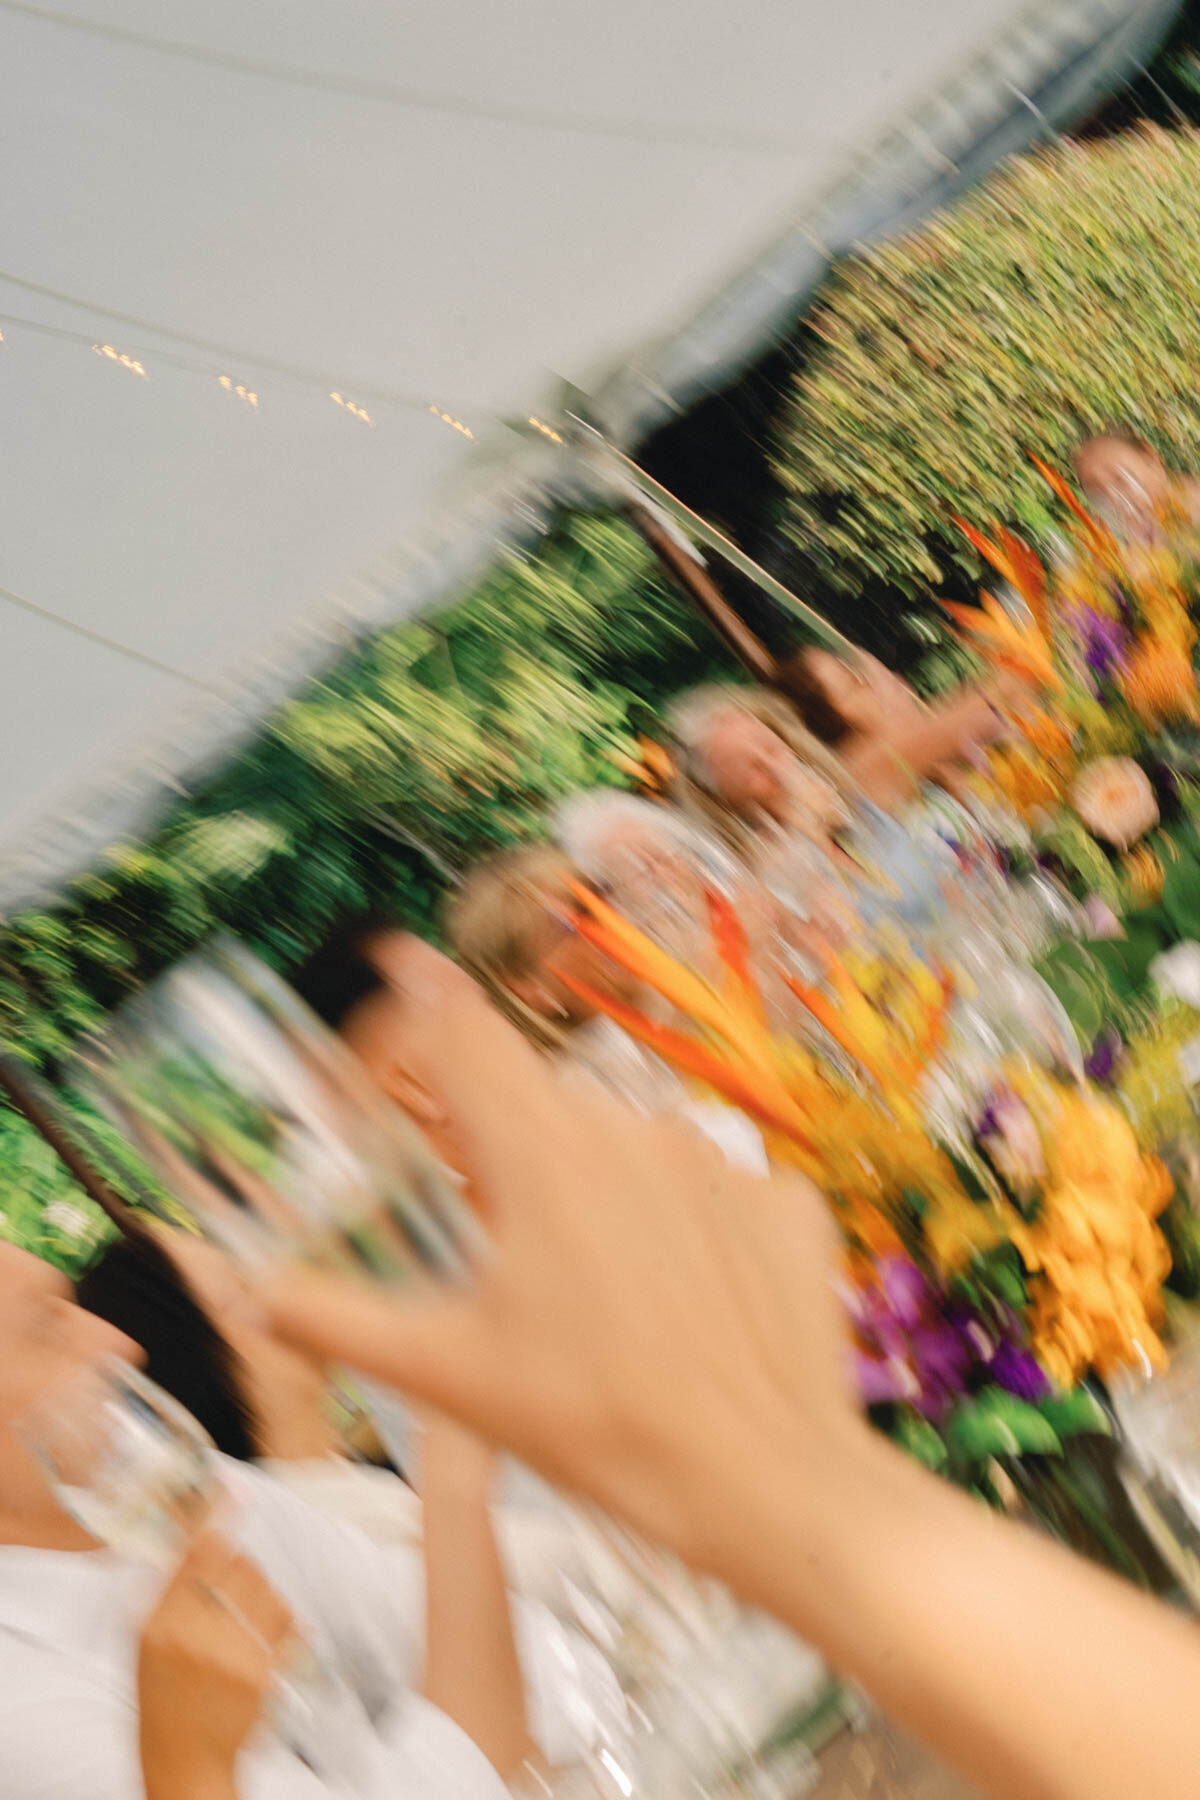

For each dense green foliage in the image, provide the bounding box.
[0,514,726,1260]
[775,130,1200,606]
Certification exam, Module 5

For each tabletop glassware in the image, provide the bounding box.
[1114,1334,1200,1608]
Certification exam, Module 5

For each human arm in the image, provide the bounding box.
[419,1413,536,1780]
[844,679,1021,808]
[260,941,1200,1800]
[138,1528,294,1800]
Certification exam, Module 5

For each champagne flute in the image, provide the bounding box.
[68,936,481,1282]
[16,1356,344,1775]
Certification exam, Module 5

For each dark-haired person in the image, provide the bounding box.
[77,1229,621,1781]
[777,645,1022,812]
[0,1235,522,1800]
[296,893,768,1191]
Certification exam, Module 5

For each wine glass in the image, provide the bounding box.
[16,1355,343,1775]
[68,936,481,1282]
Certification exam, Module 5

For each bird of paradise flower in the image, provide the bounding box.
[554,882,954,1161]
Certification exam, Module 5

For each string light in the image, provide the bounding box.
[330,391,373,426]
[427,403,475,440]
[528,416,564,445]
[218,375,258,408]
[91,343,148,378]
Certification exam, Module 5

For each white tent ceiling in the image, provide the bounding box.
[0,0,1177,908]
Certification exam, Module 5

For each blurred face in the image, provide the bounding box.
[342,931,470,1175]
[1075,441,1168,537]
[703,709,797,822]
[595,821,701,915]
[0,1244,139,1533]
[805,648,916,741]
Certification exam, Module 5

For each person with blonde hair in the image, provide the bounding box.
[666,680,969,940]
[665,683,854,865]
[443,843,642,1055]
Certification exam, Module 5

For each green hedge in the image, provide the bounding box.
[775,128,1200,605]
[0,514,729,1260]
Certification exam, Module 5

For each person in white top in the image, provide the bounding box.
[0,1239,513,1800]
[76,1228,623,1771]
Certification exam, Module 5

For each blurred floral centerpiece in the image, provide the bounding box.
[560,885,1176,1577]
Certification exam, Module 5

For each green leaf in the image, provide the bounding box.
[1037,1388,1112,1442]
[892,1411,949,1472]
[975,1387,1063,1457]
[1161,845,1200,940]
[946,1400,1022,1464]
[949,1390,1064,1465]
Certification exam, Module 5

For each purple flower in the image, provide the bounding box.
[878,1255,930,1330]
[1067,604,1130,697]
[849,1254,1050,1423]
[906,1324,974,1420]
[854,1349,918,1407]
[851,1256,973,1421]
[987,1341,1050,1403]
[1084,1026,1124,1087]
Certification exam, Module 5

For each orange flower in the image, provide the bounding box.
[1122,637,1200,729]
[606,735,677,797]
[951,518,1049,634]
[1029,455,1122,567]
[984,744,1068,819]
[1016,1092,1174,1386]
[942,591,1058,691]
[1122,845,1165,905]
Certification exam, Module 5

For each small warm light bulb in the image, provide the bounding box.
[248,393,259,409]
[219,375,232,390]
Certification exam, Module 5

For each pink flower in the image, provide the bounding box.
[1081,893,1124,941]
[981,1092,1045,1192]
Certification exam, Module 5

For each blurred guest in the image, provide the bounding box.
[663,679,961,939]
[1071,430,1200,544]
[555,789,740,961]
[0,1241,515,1799]
[300,889,767,1161]
[78,1230,616,1777]
[444,845,641,1054]
[777,645,1015,811]
[665,684,853,863]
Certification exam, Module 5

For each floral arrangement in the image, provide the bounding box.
[953,459,1200,890]
[559,884,1174,1501]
